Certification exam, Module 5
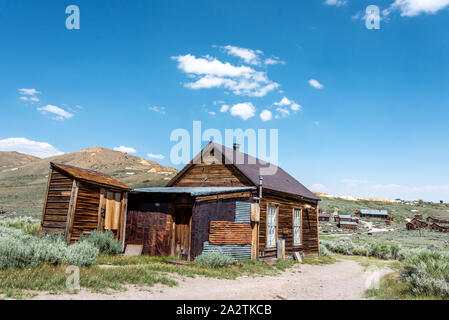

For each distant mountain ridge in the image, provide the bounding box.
[0,147,178,215]
[0,151,39,167]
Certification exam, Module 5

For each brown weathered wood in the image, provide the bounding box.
[209,221,252,245]
[40,168,54,234]
[66,180,80,242]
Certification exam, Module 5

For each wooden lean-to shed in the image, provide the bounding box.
[125,142,321,260]
[40,163,132,244]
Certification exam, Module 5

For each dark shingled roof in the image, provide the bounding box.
[51,162,132,191]
[168,142,320,201]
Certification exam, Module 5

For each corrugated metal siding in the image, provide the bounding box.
[202,241,252,259]
[235,202,251,223]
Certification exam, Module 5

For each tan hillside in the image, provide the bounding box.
[0,147,178,215]
[0,151,39,167]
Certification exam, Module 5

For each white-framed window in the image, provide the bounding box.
[293,209,301,245]
[267,205,277,248]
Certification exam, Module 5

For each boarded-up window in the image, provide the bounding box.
[267,206,277,248]
[293,209,301,245]
[105,192,122,230]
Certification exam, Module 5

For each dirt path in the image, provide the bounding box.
[32,259,392,300]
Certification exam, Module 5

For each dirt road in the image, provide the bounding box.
[33,259,392,300]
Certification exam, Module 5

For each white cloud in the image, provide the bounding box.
[274,97,292,106]
[311,184,328,192]
[18,88,40,96]
[0,137,63,158]
[230,102,256,120]
[172,54,279,97]
[37,105,73,120]
[273,97,302,118]
[313,121,320,126]
[384,0,449,17]
[264,57,285,65]
[260,110,272,122]
[149,106,166,114]
[147,153,165,160]
[18,88,41,103]
[208,111,216,116]
[275,107,290,119]
[324,0,347,6]
[222,45,262,65]
[309,79,324,89]
[113,146,137,154]
[220,104,230,113]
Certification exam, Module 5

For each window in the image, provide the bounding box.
[293,209,301,245]
[267,205,277,248]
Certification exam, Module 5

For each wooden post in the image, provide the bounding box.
[277,238,285,260]
[251,203,260,261]
[66,180,79,243]
[120,192,128,252]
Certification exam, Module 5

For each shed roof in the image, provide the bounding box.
[51,162,132,191]
[360,209,389,216]
[132,186,256,196]
[339,215,354,219]
[168,142,320,201]
[340,221,358,226]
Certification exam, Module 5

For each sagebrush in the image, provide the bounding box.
[195,250,235,268]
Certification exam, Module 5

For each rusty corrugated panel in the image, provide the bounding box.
[235,202,251,223]
[202,241,252,259]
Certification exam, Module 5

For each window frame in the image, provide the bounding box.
[266,203,279,249]
[292,208,302,246]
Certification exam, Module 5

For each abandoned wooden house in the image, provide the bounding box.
[336,214,358,223]
[338,221,358,230]
[430,223,449,233]
[40,162,131,244]
[406,218,428,230]
[318,212,330,221]
[426,216,449,224]
[125,142,321,260]
[356,209,389,220]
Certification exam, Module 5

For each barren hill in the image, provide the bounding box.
[0,147,178,215]
[0,151,39,167]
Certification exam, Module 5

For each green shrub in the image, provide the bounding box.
[65,241,99,267]
[0,236,34,269]
[22,223,41,236]
[401,250,449,298]
[319,243,333,257]
[0,231,102,269]
[80,230,122,254]
[195,250,235,268]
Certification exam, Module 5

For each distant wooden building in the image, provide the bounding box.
[125,142,321,260]
[336,215,358,223]
[338,221,358,230]
[356,209,389,220]
[40,162,131,244]
[318,212,330,221]
[430,223,449,233]
[406,218,428,230]
[426,216,449,224]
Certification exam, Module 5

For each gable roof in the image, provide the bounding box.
[167,142,320,201]
[360,209,389,216]
[51,162,132,191]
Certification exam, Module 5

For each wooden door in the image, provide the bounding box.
[174,204,193,259]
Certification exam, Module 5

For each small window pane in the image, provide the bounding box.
[293,209,301,245]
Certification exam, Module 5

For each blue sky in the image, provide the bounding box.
[1,0,448,201]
